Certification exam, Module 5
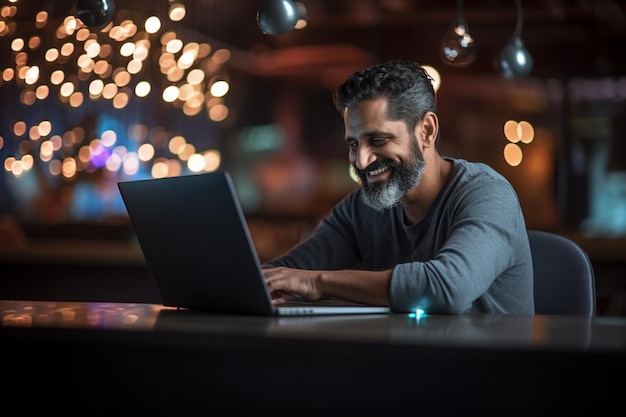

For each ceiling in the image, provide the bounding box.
[5,0,626,87]
[179,0,626,81]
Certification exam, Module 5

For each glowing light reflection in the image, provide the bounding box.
[408,309,426,319]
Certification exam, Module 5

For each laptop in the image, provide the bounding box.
[117,171,390,316]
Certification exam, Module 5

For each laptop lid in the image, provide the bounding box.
[118,171,389,316]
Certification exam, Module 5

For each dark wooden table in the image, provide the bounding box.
[1,300,625,415]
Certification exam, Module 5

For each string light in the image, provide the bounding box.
[168,1,186,22]
[503,119,535,166]
[0,1,232,182]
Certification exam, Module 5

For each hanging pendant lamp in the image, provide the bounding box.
[257,0,299,35]
[440,0,476,67]
[75,0,115,31]
[494,0,533,77]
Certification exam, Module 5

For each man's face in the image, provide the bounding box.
[344,98,426,211]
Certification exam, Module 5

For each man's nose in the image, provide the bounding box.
[355,146,375,171]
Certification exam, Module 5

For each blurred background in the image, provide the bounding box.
[1,0,625,314]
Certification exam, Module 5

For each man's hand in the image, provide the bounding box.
[263,267,323,304]
[263,267,392,307]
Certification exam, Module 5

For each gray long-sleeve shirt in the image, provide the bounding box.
[264,158,535,314]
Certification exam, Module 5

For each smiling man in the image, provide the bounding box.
[263,60,534,314]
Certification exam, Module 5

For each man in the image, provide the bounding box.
[263,60,534,314]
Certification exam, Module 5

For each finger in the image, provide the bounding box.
[272,297,286,305]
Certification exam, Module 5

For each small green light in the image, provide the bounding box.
[415,309,425,319]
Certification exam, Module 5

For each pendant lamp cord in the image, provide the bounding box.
[514,0,524,38]
[456,0,464,24]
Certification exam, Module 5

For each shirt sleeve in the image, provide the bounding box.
[389,176,531,314]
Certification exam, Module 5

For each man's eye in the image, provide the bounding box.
[348,142,358,151]
[371,138,386,146]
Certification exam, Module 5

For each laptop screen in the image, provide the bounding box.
[118,172,389,316]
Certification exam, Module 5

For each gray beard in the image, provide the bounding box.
[359,162,425,211]
[358,142,426,212]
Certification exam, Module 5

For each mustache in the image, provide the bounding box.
[355,160,394,177]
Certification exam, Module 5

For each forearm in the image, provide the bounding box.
[319,269,392,306]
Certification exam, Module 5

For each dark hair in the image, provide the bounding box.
[333,60,438,137]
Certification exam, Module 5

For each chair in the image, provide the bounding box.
[527,230,596,316]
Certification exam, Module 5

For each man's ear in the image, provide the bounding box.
[416,112,439,148]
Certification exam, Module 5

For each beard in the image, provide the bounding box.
[356,138,426,212]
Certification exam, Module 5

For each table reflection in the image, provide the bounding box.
[0,300,165,330]
[155,307,610,351]
[2,300,625,352]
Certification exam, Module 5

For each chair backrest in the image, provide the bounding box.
[527,230,596,317]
